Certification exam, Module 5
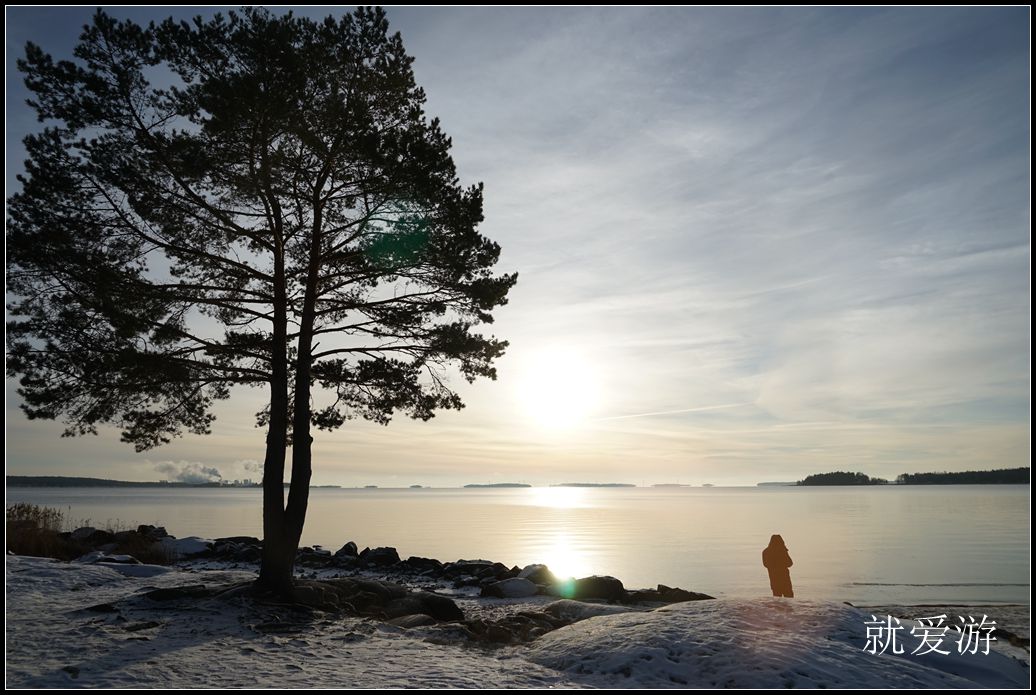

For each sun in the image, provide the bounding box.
[516,346,601,429]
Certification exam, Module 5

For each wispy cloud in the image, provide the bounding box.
[5,7,1028,485]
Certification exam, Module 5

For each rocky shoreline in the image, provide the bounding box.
[50,523,715,646]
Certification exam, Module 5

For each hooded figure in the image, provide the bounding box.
[762,534,794,597]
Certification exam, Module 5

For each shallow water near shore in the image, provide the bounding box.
[7,484,1028,606]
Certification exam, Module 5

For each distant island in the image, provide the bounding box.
[463,483,531,488]
[896,467,1029,485]
[652,484,690,488]
[6,476,342,489]
[409,485,425,489]
[798,472,888,486]
[553,483,636,488]
[7,475,252,488]
[798,467,1029,486]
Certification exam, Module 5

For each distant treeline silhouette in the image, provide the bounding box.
[896,467,1029,485]
[798,467,1029,486]
[7,476,221,488]
[798,472,888,486]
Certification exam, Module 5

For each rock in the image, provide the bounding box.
[543,599,635,622]
[143,585,212,601]
[214,536,261,546]
[387,614,437,628]
[404,556,443,573]
[485,624,516,643]
[137,525,169,540]
[289,578,463,622]
[329,554,357,568]
[384,592,464,622]
[360,546,400,566]
[657,584,714,603]
[155,536,213,558]
[70,527,115,545]
[335,541,358,557]
[556,575,626,602]
[96,554,142,565]
[124,620,162,632]
[443,559,496,578]
[481,578,540,598]
[625,585,715,604]
[518,563,557,585]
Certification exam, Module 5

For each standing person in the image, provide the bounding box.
[762,534,794,597]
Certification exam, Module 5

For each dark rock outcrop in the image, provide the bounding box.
[360,546,401,567]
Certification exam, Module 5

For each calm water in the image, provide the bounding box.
[6,485,1029,605]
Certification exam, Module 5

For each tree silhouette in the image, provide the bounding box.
[7,7,516,593]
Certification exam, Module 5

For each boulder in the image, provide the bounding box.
[360,546,400,566]
[156,536,213,559]
[137,525,169,540]
[556,575,626,602]
[213,538,261,551]
[443,559,496,578]
[387,614,437,628]
[71,526,115,545]
[518,563,557,585]
[656,584,714,603]
[405,556,444,573]
[96,554,142,565]
[288,577,463,622]
[335,541,359,557]
[481,577,540,599]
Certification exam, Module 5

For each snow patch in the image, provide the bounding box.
[526,598,1029,688]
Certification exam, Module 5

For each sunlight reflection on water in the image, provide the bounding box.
[7,485,1028,604]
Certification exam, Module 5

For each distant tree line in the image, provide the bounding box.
[798,472,888,486]
[896,468,1029,485]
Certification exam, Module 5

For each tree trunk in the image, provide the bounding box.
[283,199,324,568]
[256,209,295,595]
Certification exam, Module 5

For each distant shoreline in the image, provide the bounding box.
[6,473,1030,488]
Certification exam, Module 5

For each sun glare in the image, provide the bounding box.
[517,347,601,429]
[528,486,590,509]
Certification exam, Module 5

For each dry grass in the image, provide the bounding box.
[6,503,172,564]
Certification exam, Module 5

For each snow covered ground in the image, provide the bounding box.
[5,555,1029,688]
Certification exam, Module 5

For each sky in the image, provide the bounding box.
[4,7,1030,486]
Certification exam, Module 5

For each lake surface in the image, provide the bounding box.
[6,485,1028,605]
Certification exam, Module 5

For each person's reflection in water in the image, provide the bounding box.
[762,534,794,597]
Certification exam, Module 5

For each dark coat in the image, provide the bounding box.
[762,545,794,597]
